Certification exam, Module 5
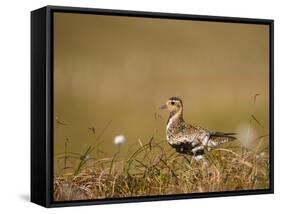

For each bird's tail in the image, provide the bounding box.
[207,132,236,147]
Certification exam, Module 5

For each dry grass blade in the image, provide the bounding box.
[251,114,264,128]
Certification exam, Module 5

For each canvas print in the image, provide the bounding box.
[53,12,271,201]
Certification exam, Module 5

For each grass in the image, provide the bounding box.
[54,132,269,201]
[53,95,270,201]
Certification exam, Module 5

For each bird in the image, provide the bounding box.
[160,97,236,160]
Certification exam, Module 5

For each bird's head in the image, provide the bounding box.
[160,97,183,115]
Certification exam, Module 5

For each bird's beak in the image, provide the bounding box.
[159,104,167,110]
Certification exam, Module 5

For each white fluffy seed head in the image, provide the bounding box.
[114,135,126,145]
[236,123,258,148]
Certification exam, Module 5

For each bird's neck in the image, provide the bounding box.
[167,109,184,125]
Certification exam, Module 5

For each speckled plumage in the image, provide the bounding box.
[161,97,236,158]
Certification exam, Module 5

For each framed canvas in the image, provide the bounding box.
[31,5,274,207]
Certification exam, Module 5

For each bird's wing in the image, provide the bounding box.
[172,123,236,149]
[170,124,201,145]
[192,124,210,133]
[172,133,194,144]
[207,132,236,147]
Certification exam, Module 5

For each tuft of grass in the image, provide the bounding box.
[54,136,269,201]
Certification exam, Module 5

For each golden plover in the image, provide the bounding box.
[160,97,236,160]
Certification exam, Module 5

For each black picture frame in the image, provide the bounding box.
[31,5,274,208]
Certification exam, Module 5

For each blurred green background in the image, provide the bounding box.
[53,12,269,172]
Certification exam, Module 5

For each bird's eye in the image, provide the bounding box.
[171,101,175,105]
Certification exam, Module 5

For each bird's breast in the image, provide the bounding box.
[166,122,180,143]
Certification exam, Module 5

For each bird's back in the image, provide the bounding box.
[167,120,236,157]
[167,120,204,145]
